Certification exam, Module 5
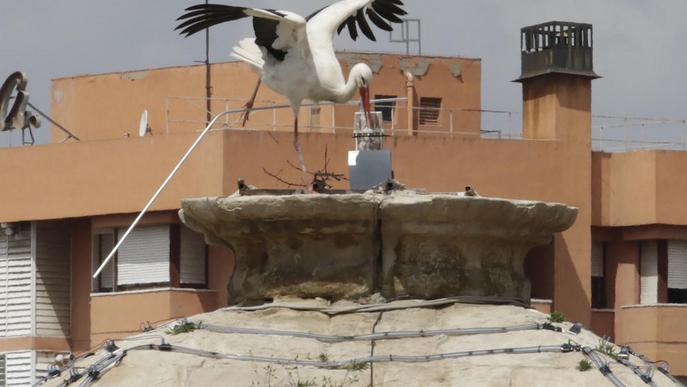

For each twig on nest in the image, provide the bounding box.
[261,168,307,188]
[263,145,348,192]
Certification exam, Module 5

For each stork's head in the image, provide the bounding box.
[352,63,374,128]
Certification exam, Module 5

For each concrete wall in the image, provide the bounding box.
[616,305,687,376]
[592,150,687,227]
[90,289,216,345]
[50,54,481,142]
[0,133,224,222]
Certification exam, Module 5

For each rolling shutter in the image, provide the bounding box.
[0,353,5,386]
[117,225,170,285]
[180,226,207,285]
[668,240,687,289]
[0,225,33,337]
[34,221,71,337]
[419,97,441,125]
[35,351,66,383]
[92,232,114,291]
[4,351,33,386]
[640,240,658,304]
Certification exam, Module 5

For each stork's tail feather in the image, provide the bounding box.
[231,38,265,70]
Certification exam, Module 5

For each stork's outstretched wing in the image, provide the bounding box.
[176,4,306,61]
[306,0,407,42]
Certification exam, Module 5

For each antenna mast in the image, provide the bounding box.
[205,0,212,125]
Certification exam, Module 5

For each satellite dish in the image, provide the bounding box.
[138,109,149,137]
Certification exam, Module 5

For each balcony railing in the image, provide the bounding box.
[163,96,687,152]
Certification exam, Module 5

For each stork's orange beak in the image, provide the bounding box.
[360,86,372,129]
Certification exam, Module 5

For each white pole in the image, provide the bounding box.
[94,104,284,279]
[92,98,406,279]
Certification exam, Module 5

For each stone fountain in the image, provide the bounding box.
[179,188,577,305]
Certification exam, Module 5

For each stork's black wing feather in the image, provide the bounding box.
[253,17,287,61]
[366,9,393,31]
[346,16,358,40]
[175,4,249,37]
[333,0,406,42]
[176,4,288,61]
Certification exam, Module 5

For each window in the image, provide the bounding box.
[374,95,396,122]
[419,97,442,126]
[591,241,606,308]
[668,240,687,303]
[91,224,207,292]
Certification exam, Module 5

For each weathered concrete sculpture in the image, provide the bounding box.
[180,191,577,304]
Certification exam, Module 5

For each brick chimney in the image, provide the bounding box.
[516,22,600,142]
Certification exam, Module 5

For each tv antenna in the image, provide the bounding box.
[389,19,422,56]
[138,109,152,137]
[1,71,81,145]
[0,71,40,145]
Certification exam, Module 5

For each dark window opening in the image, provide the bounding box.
[591,277,606,308]
[591,241,607,308]
[374,95,396,122]
[419,97,441,125]
[668,288,687,304]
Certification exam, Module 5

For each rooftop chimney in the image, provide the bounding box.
[516,21,600,141]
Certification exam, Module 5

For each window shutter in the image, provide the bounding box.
[0,225,32,337]
[0,353,5,387]
[180,226,207,285]
[640,240,658,304]
[668,240,687,289]
[4,351,33,386]
[419,97,441,125]
[35,221,71,337]
[99,233,115,290]
[117,225,170,286]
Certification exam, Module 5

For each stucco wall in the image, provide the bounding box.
[616,305,687,376]
[592,150,687,227]
[50,54,481,142]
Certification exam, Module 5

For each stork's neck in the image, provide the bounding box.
[333,64,369,103]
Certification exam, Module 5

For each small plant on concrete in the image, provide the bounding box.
[595,337,619,361]
[166,320,197,335]
[343,361,369,372]
[577,359,593,371]
[250,364,277,387]
[548,311,565,323]
[318,353,329,363]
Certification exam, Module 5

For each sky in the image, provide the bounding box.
[1,0,686,147]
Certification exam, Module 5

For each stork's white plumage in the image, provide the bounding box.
[177,0,407,171]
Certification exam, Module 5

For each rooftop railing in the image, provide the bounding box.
[163,96,687,152]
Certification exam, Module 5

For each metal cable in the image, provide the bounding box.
[197,321,557,343]
[581,347,625,387]
[127,342,571,369]
[616,358,657,387]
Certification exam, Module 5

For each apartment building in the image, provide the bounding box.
[0,21,686,384]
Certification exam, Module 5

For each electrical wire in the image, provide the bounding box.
[127,342,573,369]
[197,321,560,343]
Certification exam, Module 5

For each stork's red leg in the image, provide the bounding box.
[240,78,262,127]
[293,116,307,174]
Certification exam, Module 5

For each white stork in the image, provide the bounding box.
[176,0,407,171]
